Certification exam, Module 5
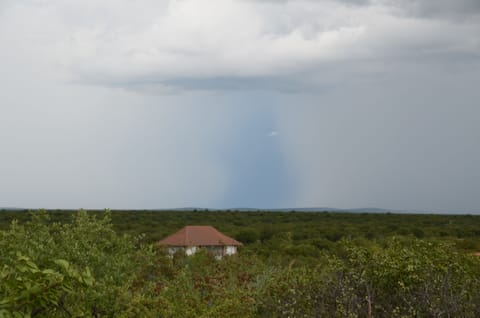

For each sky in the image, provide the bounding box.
[1,0,479,212]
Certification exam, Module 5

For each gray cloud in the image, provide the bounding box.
[384,0,480,19]
[1,0,474,92]
[95,75,325,94]
[276,62,480,213]
[248,0,370,4]
[58,0,479,91]
[1,0,480,212]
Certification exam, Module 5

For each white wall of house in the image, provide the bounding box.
[167,247,181,255]
[167,246,198,255]
[167,245,238,257]
[225,246,237,255]
[185,246,197,256]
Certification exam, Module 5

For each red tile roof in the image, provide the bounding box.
[158,226,242,247]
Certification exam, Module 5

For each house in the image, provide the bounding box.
[157,225,242,258]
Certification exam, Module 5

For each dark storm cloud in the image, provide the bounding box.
[106,76,321,94]
[254,0,480,18]
[250,0,370,4]
[386,0,480,19]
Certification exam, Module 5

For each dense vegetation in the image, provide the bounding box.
[1,209,480,317]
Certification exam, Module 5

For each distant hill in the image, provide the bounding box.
[0,207,24,211]
[170,207,402,213]
[267,207,398,213]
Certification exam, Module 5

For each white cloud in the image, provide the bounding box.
[3,0,478,91]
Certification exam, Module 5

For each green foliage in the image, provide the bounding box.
[152,251,266,317]
[235,229,260,244]
[2,210,480,317]
[256,238,480,317]
[0,210,160,316]
[326,238,480,317]
[0,255,93,317]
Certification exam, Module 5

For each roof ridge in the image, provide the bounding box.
[212,227,225,244]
